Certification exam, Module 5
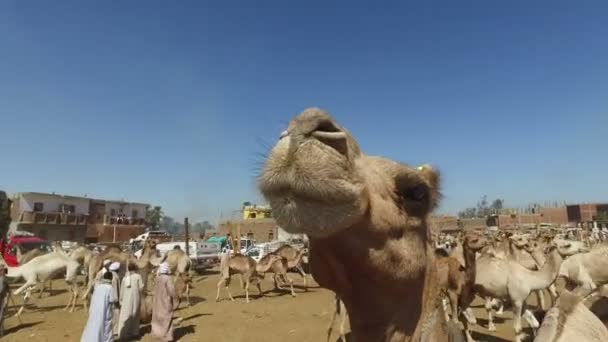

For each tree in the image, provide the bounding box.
[192,220,214,233]
[476,195,489,217]
[458,207,477,219]
[146,206,164,230]
[490,199,504,214]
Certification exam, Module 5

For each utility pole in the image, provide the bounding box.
[184,217,190,257]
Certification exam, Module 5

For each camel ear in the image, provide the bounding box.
[416,164,441,210]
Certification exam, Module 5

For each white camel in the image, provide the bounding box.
[555,240,608,295]
[474,246,563,342]
[4,251,81,315]
[534,290,608,342]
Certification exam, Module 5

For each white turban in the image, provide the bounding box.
[158,262,170,275]
[109,262,120,272]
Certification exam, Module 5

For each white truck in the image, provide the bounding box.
[135,240,221,272]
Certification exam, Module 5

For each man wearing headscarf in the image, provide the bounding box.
[81,271,118,342]
[151,262,178,341]
[108,261,121,335]
[95,259,112,281]
[117,269,144,340]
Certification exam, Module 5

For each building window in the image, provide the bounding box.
[60,204,76,213]
[268,231,274,240]
[132,210,138,218]
[110,208,116,216]
[249,213,257,219]
[33,202,44,212]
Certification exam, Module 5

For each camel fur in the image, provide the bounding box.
[259,108,448,341]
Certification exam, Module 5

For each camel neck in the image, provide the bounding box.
[463,243,477,279]
[311,233,443,341]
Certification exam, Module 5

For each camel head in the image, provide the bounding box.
[552,239,590,257]
[464,233,487,252]
[258,107,440,238]
[509,234,529,248]
[258,108,446,340]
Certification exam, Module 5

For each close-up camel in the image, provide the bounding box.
[534,290,608,342]
[259,108,448,341]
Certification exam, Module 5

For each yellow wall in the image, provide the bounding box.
[242,206,272,220]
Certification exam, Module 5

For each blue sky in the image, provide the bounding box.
[1,1,606,222]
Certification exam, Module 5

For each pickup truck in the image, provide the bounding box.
[136,240,221,272]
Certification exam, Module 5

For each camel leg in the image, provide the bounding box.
[327,297,340,342]
[442,297,450,322]
[548,284,558,306]
[15,287,33,317]
[523,308,539,329]
[274,274,287,291]
[244,279,250,303]
[484,297,496,331]
[256,280,264,298]
[512,300,525,342]
[535,290,545,310]
[448,290,458,323]
[285,273,295,297]
[296,265,308,290]
[186,283,191,307]
[338,302,347,342]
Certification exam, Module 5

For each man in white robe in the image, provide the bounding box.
[81,271,117,342]
[117,271,144,340]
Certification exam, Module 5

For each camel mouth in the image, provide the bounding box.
[258,108,367,237]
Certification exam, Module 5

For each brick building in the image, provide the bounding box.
[10,192,148,243]
[217,218,278,243]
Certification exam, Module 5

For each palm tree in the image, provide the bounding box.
[146,206,164,230]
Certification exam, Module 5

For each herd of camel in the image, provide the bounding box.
[1,238,311,320]
[1,239,194,317]
[4,107,608,342]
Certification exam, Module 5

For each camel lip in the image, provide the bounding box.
[311,130,347,140]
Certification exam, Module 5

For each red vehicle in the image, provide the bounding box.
[0,234,52,267]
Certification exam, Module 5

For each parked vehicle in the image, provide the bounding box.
[136,240,221,271]
[0,231,53,267]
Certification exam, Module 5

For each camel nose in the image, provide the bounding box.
[289,108,348,155]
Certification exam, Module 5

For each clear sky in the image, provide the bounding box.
[1,1,606,222]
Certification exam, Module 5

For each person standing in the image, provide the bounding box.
[117,270,144,340]
[81,271,118,342]
[0,266,9,337]
[108,261,121,335]
[151,263,178,341]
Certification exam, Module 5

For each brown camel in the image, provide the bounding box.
[271,245,309,290]
[436,233,487,341]
[257,253,296,297]
[160,248,193,306]
[216,253,281,303]
[259,108,448,341]
[82,241,156,309]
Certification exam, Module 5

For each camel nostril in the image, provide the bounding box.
[314,119,340,133]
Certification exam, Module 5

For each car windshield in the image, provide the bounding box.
[18,242,52,253]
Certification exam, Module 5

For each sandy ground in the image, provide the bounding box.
[2,269,543,342]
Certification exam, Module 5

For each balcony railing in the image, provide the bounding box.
[18,211,88,225]
[103,215,145,226]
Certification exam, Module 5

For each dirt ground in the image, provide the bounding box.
[2,269,541,342]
